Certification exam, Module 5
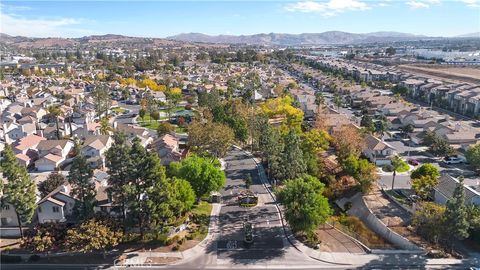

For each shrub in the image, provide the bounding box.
[383,164,393,172]
[172,244,180,251]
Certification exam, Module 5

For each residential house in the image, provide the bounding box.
[363,134,396,165]
[35,140,74,171]
[434,174,480,206]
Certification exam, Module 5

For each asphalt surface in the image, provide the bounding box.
[216,148,286,262]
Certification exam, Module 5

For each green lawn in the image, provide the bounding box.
[191,201,212,217]
[112,107,127,114]
[190,201,212,241]
[138,113,168,130]
[176,126,187,133]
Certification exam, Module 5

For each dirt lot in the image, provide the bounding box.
[399,65,480,84]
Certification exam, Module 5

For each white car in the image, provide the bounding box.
[444,155,465,165]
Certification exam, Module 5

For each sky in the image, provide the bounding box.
[0,0,479,38]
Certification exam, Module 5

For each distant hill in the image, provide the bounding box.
[0,34,182,49]
[456,32,480,38]
[167,31,436,45]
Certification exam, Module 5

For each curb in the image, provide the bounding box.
[235,146,353,266]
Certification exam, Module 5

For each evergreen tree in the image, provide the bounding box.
[279,129,306,181]
[1,145,37,238]
[105,132,132,222]
[444,176,470,246]
[68,153,95,219]
[259,123,283,181]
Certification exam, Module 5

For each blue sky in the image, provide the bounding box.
[0,0,479,38]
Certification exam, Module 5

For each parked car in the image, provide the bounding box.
[444,155,465,165]
[408,159,420,166]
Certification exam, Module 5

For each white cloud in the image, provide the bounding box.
[0,10,95,37]
[461,0,480,7]
[406,1,431,8]
[285,0,369,16]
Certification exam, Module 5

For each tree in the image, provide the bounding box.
[444,176,470,245]
[22,222,68,252]
[340,155,378,193]
[91,85,111,118]
[65,217,123,255]
[386,47,396,56]
[466,144,480,171]
[188,120,234,158]
[423,132,455,157]
[412,176,438,199]
[374,120,390,137]
[259,122,284,180]
[170,155,226,201]
[360,114,374,131]
[314,92,325,108]
[400,124,414,138]
[105,132,131,223]
[332,126,365,162]
[356,159,378,193]
[47,105,62,140]
[139,108,146,120]
[244,174,252,190]
[278,175,331,237]
[333,94,343,109]
[410,163,440,180]
[67,153,95,219]
[169,178,196,215]
[39,172,66,197]
[412,202,446,244]
[157,122,175,136]
[99,117,112,135]
[279,129,307,181]
[1,145,37,238]
[150,111,160,122]
[391,156,408,190]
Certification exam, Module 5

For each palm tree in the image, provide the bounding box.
[391,156,404,190]
[47,105,62,140]
[99,117,112,135]
[315,92,325,109]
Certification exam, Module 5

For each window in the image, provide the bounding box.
[2,205,10,211]
[38,207,42,213]
[1,218,7,226]
[52,206,60,213]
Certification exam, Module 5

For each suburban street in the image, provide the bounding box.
[173,147,326,268]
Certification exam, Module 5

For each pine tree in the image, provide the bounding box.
[279,129,306,182]
[1,145,37,238]
[67,153,95,219]
[105,132,132,222]
[444,176,470,247]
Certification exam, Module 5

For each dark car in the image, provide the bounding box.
[408,159,420,166]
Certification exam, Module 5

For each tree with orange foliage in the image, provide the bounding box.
[332,125,365,162]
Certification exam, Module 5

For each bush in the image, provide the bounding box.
[172,244,180,251]
[29,255,41,262]
[186,234,194,240]
[383,164,393,172]
[1,255,22,263]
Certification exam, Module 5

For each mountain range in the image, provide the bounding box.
[166,31,437,45]
[1,31,478,48]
